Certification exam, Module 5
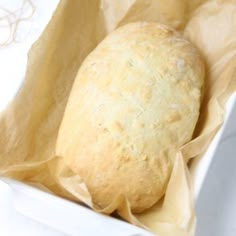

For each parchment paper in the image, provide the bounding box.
[1,0,236,235]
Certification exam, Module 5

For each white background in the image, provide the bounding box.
[0,0,59,112]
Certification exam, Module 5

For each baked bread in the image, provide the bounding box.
[56,22,205,213]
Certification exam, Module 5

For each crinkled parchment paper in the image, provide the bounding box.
[1,0,236,235]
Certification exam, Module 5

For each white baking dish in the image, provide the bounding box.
[0,177,154,236]
[192,92,236,236]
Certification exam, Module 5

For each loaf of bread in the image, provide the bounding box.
[56,22,205,213]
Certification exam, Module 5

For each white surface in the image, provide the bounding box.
[0,0,59,112]
[0,1,236,236]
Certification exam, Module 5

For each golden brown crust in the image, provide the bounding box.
[56,22,205,213]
